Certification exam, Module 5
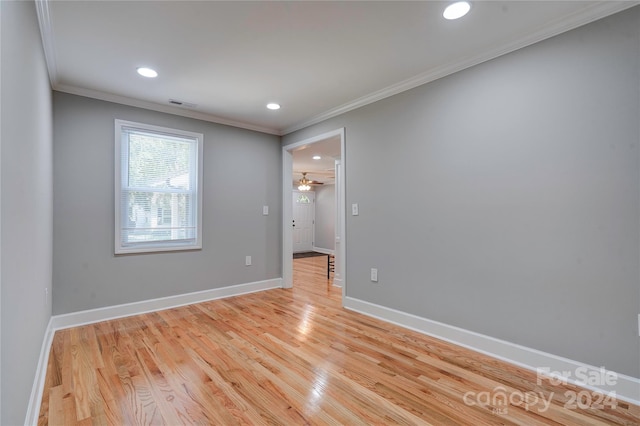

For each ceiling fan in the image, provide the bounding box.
[297,172,323,191]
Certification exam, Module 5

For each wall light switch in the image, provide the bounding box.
[371,268,378,282]
[352,203,359,216]
[262,205,269,215]
[245,256,252,266]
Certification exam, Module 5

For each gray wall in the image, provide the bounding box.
[53,93,281,315]
[283,7,640,378]
[314,184,335,251]
[1,1,53,424]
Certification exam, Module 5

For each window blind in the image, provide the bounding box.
[115,120,203,253]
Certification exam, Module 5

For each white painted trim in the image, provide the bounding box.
[282,149,294,288]
[312,246,334,256]
[36,0,636,137]
[285,128,346,150]
[282,1,639,135]
[38,1,636,138]
[54,85,280,136]
[283,128,346,295]
[25,279,281,424]
[52,278,281,330]
[344,296,640,406]
[35,0,58,87]
[24,318,55,426]
[335,151,346,299]
[114,119,204,255]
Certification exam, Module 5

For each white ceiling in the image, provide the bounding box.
[292,135,341,185]
[38,1,635,136]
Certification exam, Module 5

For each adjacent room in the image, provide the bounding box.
[1,1,639,424]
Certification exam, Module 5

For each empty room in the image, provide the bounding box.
[1,1,639,425]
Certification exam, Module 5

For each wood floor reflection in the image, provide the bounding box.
[38,256,639,425]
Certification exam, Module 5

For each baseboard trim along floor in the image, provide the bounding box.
[51,278,282,330]
[25,278,282,425]
[343,296,640,406]
[25,279,639,424]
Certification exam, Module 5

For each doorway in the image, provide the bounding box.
[282,128,345,300]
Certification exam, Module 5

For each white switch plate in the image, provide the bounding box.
[352,203,359,216]
[638,314,640,337]
[245,256,252,266]
[370,268,378,282]
[262,205,269,215]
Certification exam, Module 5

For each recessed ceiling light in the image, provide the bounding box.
[266,103,281,110]
[443,1,471,20]
[137,67,158,78]
[312,155,322,160]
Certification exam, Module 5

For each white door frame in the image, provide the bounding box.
[282,128,346,299]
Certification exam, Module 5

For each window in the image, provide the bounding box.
[115,120,203,254]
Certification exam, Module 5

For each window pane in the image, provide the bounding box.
[122,191,194,245]
[127,131,192,190]
[115,120,202,254]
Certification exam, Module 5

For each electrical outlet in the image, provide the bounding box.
[263,205,269,215]
[245,256,252,266]
[352,203,359,216]
[370,268,378,282]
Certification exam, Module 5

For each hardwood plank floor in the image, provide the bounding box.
[38,256,639,425]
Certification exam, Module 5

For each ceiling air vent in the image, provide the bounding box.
[168,99,197,108]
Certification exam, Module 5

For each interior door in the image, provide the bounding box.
[292,190,315,253]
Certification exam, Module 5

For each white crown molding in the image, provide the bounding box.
[282,1,639,135]
[36,0,638,137]
[35,0,58,88]
[54,84,281,135]
[344,296,640,406]
[36,1,280,135]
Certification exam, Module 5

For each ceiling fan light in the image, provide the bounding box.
[297,172,312,191]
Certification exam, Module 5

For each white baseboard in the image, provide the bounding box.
[25,317,55,426]
[51,278,282,330]
[26,282,638,425]
[26,278,282,425]
[312,246,334,255]
[343,296,640,406]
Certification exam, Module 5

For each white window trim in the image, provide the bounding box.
[114,119,204,254]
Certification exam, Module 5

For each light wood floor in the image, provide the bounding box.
[38,256,639,425]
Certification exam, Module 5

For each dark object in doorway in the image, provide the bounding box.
[293,251,326,259]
